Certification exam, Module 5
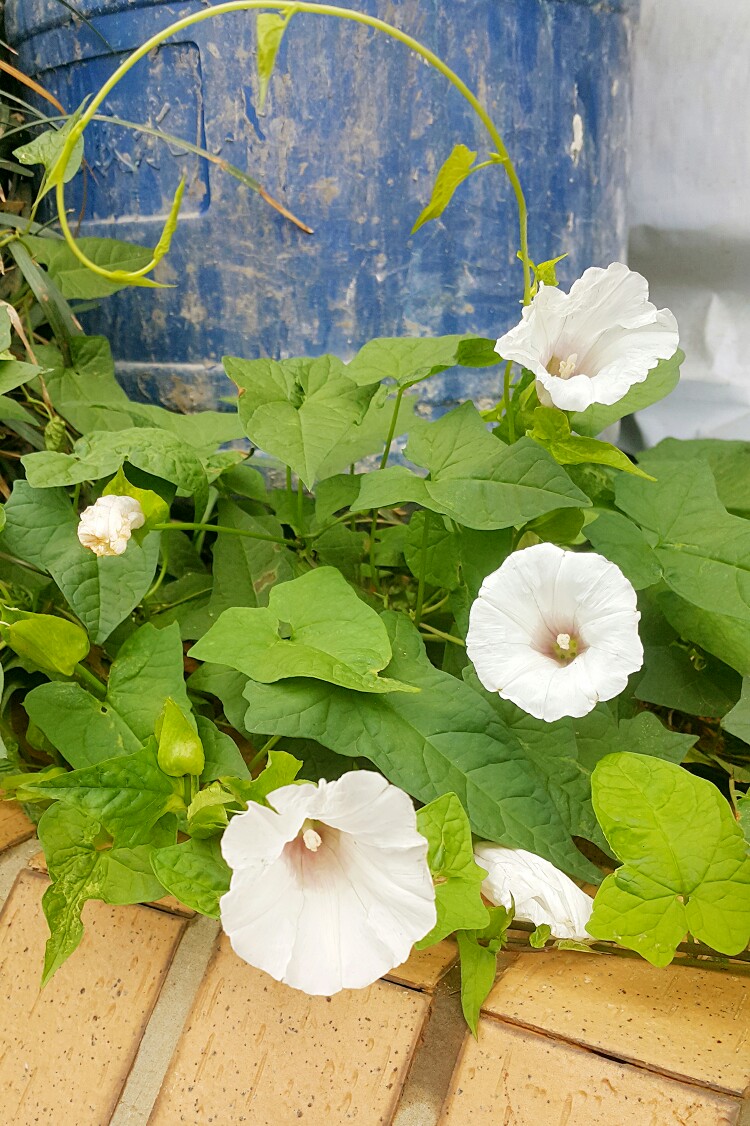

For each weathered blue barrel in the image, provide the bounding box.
[7,0,639,410]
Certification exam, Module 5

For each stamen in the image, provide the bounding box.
[557,353,578,379]
[302,828,323,852]
[556,632,571,651]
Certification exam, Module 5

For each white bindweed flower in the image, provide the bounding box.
[466,543,642,722]
[495,262,679,412]
[474,843,593,940]
[219,771,437,995]
[76,494,145,557]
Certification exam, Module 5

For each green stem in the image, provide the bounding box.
[248,733,281,773]
[296,478,304,533]
[421,593,450,617]
[153,522,290,546]
[72,481,81,512]
[419,622,466,647]
[145,544,170,602]
[503,359,516,443]
[379,385,406,471]
[51,0,531,304]
[413,511,431,628]
[73,662,107,700]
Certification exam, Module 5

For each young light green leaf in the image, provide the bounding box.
[256,12,291,111]
[186,781,237,838]
[412,144,478,234]
[529,923,552,948]
[225,354,376,488]
[241,612,600,881]
[150,836,230,918]
[569,351,683,437]
[190,567,418,694]
[103,466,169,531]
[415,792,489,948]
[0,608,89,675]
[529,407,654,479]
[31,740,185,838]
[230,748,302,806]
[456,905,513,1035]
[588,753,750,965]
[14,118,83,198]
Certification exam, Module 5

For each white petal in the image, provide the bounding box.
[475,843,593,940]
[219,773,436,995]
[466,544,642,721]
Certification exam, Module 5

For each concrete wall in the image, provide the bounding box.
[628,0,750,442]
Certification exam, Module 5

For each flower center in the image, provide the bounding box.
[552,631,579,663]
[302,825,323,852]
[547,352,578,380]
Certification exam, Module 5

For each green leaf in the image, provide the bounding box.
[345,335,470,389]
[0,608,89,674]
[23,427,209,518]
[635,641,740,718]
[615,459,750,625]
[639,438,750,518]
[0,482,159,643]
[197,715,251,782]
[189,662,251,735]
[31,741,185,838]
[416,793,490,947]
[38,802,173,982]
[241,613,600,880]
[529,923,552,948]
[588,753,750,965]
[353,402,590,530]
[14,118,83,198]
[456,932,497,1036]
[0,358,43,395]
[738,795,750,846]
[256,12,291,111]
[106,621,192,743]
[404,511,461,591]
[150,836,230,918]
[723,680,750,745]
[658,591,750,679]
[569,351,683,437]
[23,234,154,299]
[314,386,417,480]
[412,144,478,233]
[528,407,654,480]
[225,354,376,488]
[208,499,294,618]
[25,682,142,768]
[584,510,662,590]
[191,567,418,694]
[186,781,236,837]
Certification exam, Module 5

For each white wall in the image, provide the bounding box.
[627,0,750,442]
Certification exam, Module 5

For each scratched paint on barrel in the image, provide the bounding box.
[8,0,639,413]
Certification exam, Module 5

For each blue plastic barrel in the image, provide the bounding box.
[7,0,639,411]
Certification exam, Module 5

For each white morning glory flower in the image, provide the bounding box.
[76,494,145,557]
[475,843,593,940]
[466,543,642,722]
[495,262,679,412]
[219,771,437,995]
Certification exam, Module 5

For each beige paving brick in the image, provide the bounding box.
[387,939,458,992]
[439,1018,743,1126]
[0,801,35,853]
[0,868,186,1126]
[149,933,432,1125]
[483,951,750,1095]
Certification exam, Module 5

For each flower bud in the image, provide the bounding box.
[77,494,145,557]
